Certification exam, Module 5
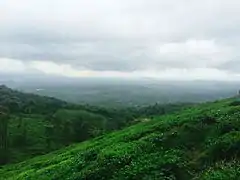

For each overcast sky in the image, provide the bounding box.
[1,0,240,80]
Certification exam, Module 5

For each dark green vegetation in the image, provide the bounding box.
[0,85,190,165]
[1,91,240,179]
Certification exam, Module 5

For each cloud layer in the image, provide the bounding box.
[1,0,240,80]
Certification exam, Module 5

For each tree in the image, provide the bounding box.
[44,124,54,150]
[0,106,9,165]
[12,116,27,148]
[62,120,73,145]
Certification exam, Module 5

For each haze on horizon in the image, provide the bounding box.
[1,0,240,81]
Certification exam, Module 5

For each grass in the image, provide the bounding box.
[1,98,240,179]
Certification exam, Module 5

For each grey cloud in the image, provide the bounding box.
[217,59,240,72]
[1,0,240,74]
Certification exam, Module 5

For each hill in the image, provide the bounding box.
[0,85,190,165]
[1,97,239,179]
[0,84,67,114]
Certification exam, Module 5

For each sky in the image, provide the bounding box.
[1,0,240,80]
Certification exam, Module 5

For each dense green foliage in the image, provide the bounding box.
[0,106,9,165]
[1,97,240,179]
[0,85,189,164]
[0,85,67,114]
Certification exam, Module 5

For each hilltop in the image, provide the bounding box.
[0,97,239,179]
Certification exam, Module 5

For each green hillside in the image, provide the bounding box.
[1,97,240,180]
[0,85,190,165]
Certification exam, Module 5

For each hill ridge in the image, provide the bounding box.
[1,97,240,179]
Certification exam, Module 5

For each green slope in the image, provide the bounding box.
[1,85,193,165]
[1,98,240,180]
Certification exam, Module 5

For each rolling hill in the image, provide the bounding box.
[0,85,191,165]
[1,97,240,179]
